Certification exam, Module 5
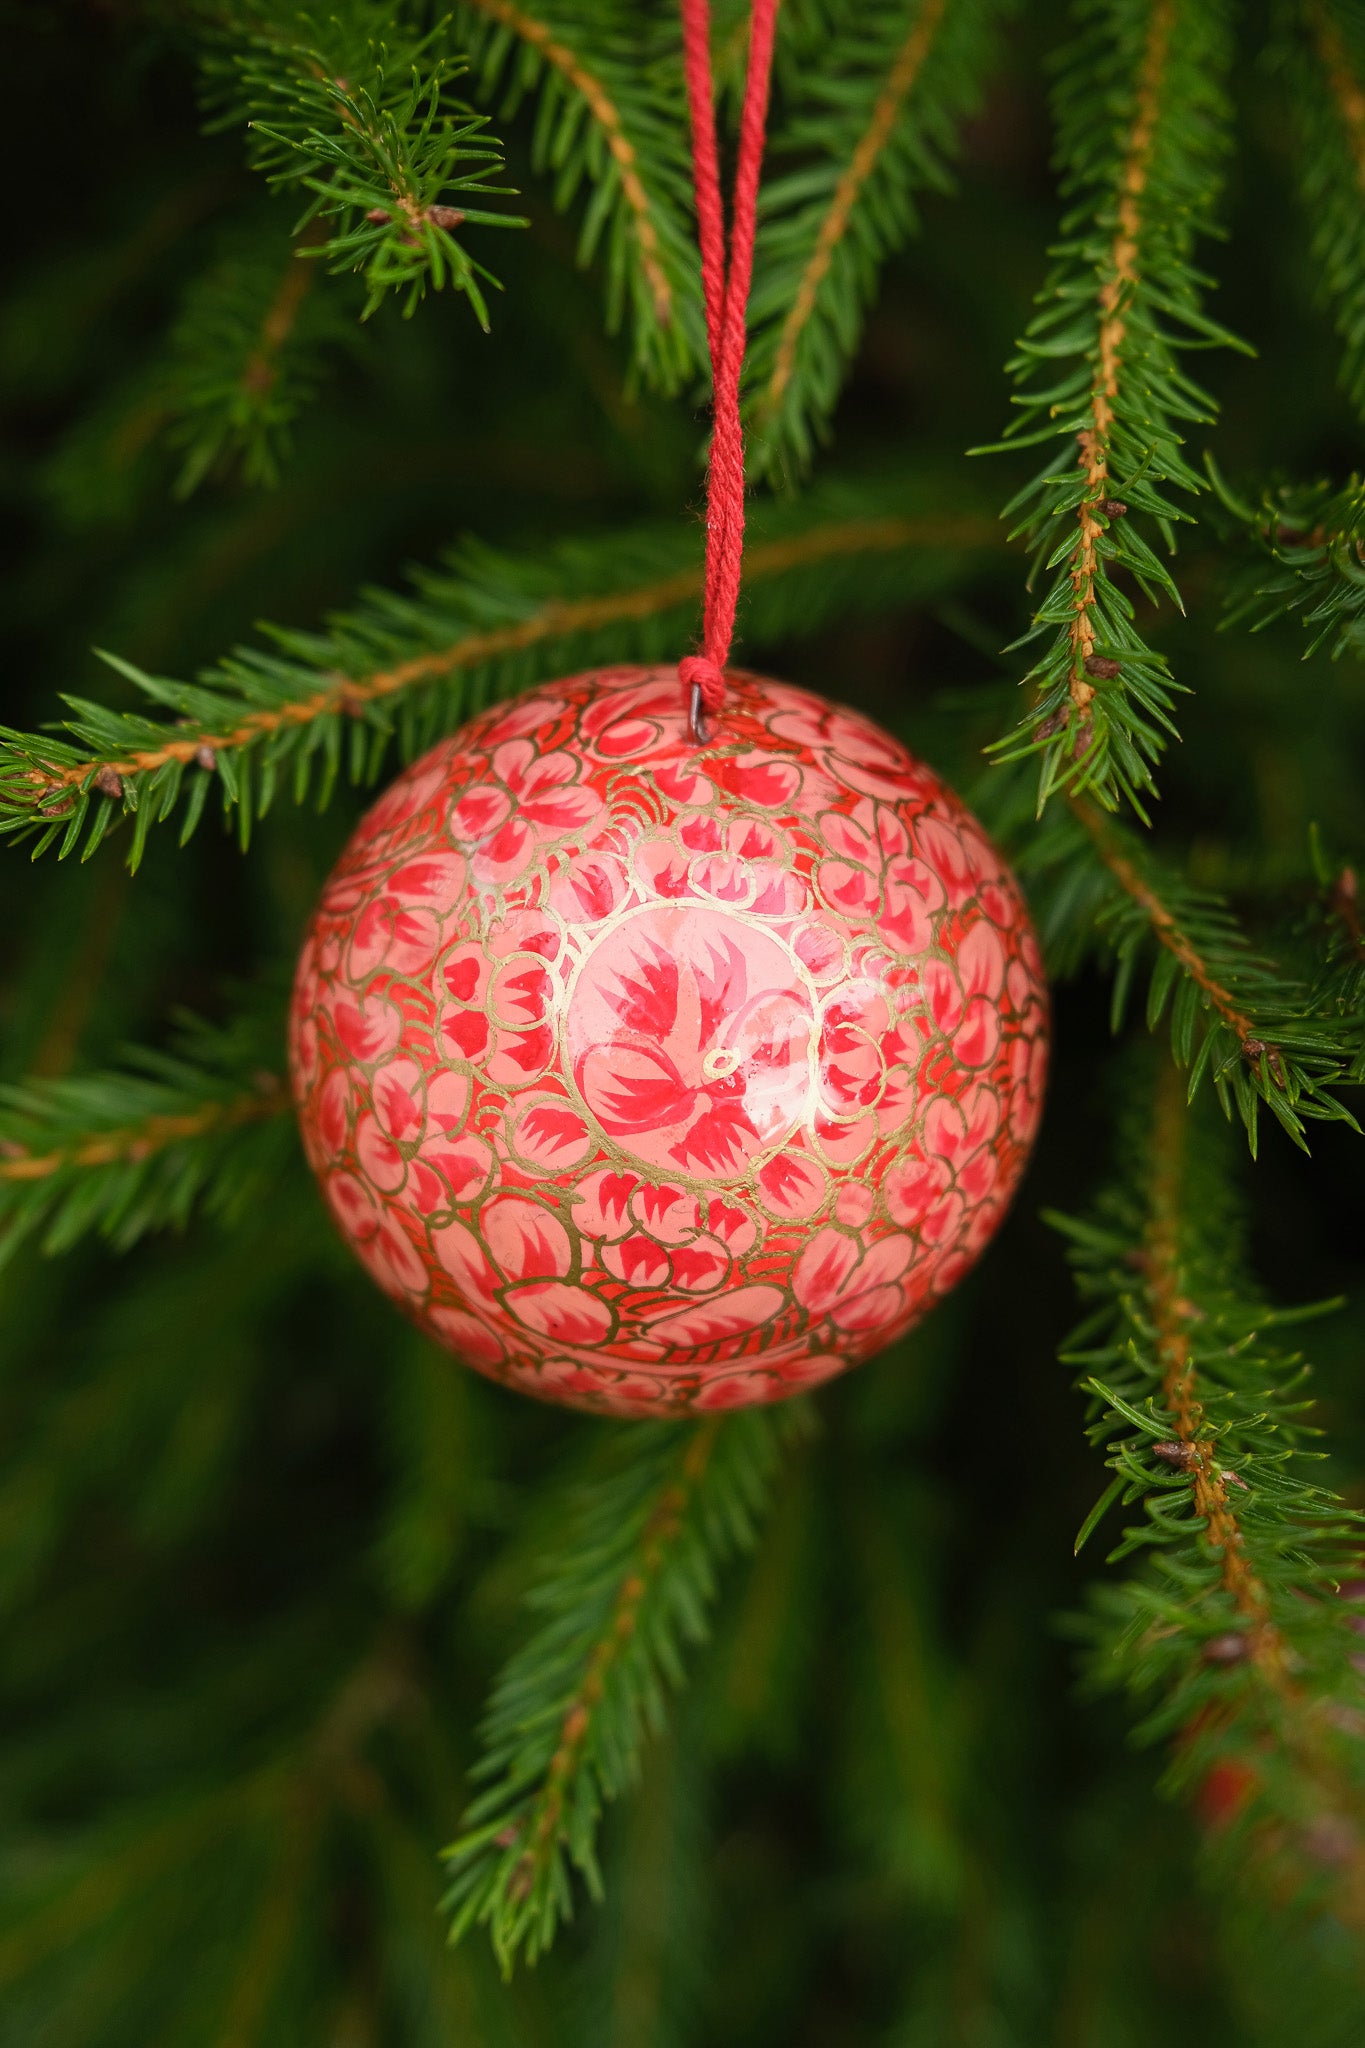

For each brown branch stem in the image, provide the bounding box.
[1331,864,1364,957]
[464,0,673,321]
[30,512,995,797]
[1145,1064,1288,1671]
[1072,799,1273,1065]
[241,224,325,400]
[0,1081,287,1184]
[759,0,950,421]
[507,1418,721,1899]
[1145,1066,1365,1920]
[1066,0,1174,721]
[1312,0,1365,194]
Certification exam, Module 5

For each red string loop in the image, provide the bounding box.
[678,0,779,742]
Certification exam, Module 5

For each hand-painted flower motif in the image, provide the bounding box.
[290,666,1048,1416]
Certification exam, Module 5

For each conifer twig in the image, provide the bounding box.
[1330,864,1364,958]
[1065,0,1174,729]
[207,1798,322,2048]
[456,0,704,386]
[1073,800,1262,1059]
[164,216,340,496]
[0,1088,284,1186]
[1142,1067,1292,1681]
[1307,837,1365,1077]
[504,1422,718,1904]
[1287,0,1365,419]
[241,237,318,398]
[0,1008,292,1264]
[444,1408,803,1972]
[1210,462,1365,659]
[1311,0,1365,184]
[0,482,999,864]
[240,272,314,421]
[765,0,949,417]
[19,518,966,787]
[1017,795,1361,1146]
[747,0,1003,474]
[1061,1067,1365,1929]
[979,0,1241,817]
[466,0,673,323]
[204,7,525,323]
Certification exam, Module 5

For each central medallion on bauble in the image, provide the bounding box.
[289,666,1048,1416]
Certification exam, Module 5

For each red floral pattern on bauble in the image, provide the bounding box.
[289,667,1048,1416]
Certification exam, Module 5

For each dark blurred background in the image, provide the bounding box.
[1,3,1363,2043]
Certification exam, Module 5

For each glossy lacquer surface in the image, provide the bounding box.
[289,668,1049,1415]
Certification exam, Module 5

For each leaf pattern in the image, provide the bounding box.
[290,667,1048,1415]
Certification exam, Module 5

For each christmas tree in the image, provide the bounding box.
[3,0,1365,2039]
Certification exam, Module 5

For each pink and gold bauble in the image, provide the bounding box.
[289,667,1048,1416]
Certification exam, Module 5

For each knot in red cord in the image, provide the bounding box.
[678,653,726,712]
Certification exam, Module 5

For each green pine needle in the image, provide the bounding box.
[0,1001,292,1267]
[455,0,705,390]
[746,0,1009,478]
[1277,0,1365,426]
[163,213,356,495]
[1209,460,1365,661]
[202,1,527,323]
[0,472,999,866]
[1060,1065,1365,1923]
[443,1406,806,1973]
[979,0,1242,818]
[1013,793,1363,1150]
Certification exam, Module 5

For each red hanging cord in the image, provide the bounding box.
[678,0,779,743]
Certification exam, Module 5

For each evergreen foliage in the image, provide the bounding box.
[1308,835,1365,1060]
[1211,461,1365,659]
[746,0,1009,477]
[204,1,525,322]
[1060,1064,1365,1936]
[0,471,997,865]
[1279,0,1365,426]
[978,0,1241,819]
[0,1002,291,1266]
[444,1408,801,1970]
[454,0,706,388]
[1013,795,1364,1148]
[162,217,353,493]
[156,1,527,479]
[3,0,1365,2038]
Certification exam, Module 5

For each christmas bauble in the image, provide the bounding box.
[289,666,1048,1416]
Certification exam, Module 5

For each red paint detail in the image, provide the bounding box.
[290,666,1050,1416]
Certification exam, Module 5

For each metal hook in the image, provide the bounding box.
[688,679,710,747]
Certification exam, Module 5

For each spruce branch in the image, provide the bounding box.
[746,0,1006,478]
[455,0,704,388]
[1209,462,1365,660]
[978,0,1240,818]
[0,1005,292,1266]
[164,216,348,494]
[1280,0,1365,422]
[1061,1065,1365,1927]
[203,1,526,322]
[443,1407,802,1973]
[0,476,999,865]
[1016,796,1362,1148]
